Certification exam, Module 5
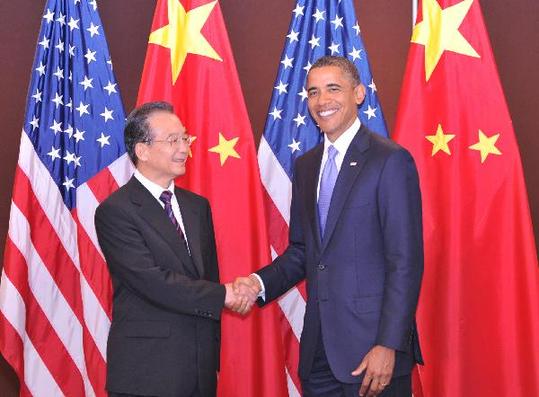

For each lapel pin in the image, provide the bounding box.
[350,161,357,166]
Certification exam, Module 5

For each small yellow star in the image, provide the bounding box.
[412,0,479,81]
[208,133,240,166]
[188,136,197,158]
[426,124,456,156]
[149,0,222,84]
[468,129,502,163]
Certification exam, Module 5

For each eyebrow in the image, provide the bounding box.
[165,133,179,137]
[326,83,342,89]
[167,130,187,136]
[307,83,342,92]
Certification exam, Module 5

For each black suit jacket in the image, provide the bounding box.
[95,176,225,397]
[257,126,423,383]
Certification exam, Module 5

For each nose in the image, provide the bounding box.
[317,89,331,105]
[178,144,188,154]
[174,141,189,155]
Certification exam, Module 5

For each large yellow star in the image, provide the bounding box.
[426,124,456,156]
[149,0,222,84]
[468,129,502,163]
[208,132,240,166]
[411,0,479,81]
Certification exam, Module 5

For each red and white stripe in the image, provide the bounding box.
[0,131,133,396]
[258,135,305,397]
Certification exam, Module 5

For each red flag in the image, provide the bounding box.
[394,0,539,395]
[136,0,288,395]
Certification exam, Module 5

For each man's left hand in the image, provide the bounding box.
[351,345,395,397]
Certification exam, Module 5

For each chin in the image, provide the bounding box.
[316,119,335,130]
[171,166,186,177]
[319,124,336,135]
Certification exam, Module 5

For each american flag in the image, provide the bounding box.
[0,0,132,395]
[257,0,388,395]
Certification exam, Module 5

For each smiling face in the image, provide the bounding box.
[307,65,366,142]
[135,111,189,188]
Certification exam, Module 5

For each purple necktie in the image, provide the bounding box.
[318,145,338,238]
[159,190,190,255]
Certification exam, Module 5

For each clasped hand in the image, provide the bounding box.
[224,275,261,315]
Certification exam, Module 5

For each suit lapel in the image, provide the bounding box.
[128,178,195,275]
[175,188,205,278]
[305,145,324,250]
[321,126,370,253]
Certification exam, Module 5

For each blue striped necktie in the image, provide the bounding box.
[318,145,338,238]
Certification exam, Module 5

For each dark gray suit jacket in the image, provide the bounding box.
[95,176,225,397]
[257,126,424,383]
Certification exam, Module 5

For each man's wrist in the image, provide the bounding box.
[249,273,265,299]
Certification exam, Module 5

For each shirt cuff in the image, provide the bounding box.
[250,273,266,302]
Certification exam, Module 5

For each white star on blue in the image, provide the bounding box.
[23,0,126,208]
[262,0,388,180]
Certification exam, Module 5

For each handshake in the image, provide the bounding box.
[224,275,262,315]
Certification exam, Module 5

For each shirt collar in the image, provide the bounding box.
[323,117,361,156]
[134,169,175,202]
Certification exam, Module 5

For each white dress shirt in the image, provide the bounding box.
[134,170,190,252]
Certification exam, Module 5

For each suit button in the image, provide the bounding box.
[318,264,326,270]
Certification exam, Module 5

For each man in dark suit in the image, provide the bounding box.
[235,56,423,396]
[95,102,251,397]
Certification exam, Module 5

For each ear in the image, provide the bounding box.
[135,142,149,163]
[354,83,366,105]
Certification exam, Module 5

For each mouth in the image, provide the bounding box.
[317,108,339,118]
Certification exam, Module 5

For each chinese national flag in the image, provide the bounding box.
[136,0,288,396]
[394,0,539,396]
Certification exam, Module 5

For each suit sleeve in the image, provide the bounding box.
[203,199,222,366]
[202,198,220,284]
[256,163,307,304]
[95,199,225,321]
[375,148,424,351]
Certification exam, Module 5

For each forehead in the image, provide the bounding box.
[307,65,351,88]
[147,111,185,137]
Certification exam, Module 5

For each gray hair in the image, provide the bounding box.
[124,101,174,165]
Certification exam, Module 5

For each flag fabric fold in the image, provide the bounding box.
[136,0,289,396]
[0,0,133,396]
[394,0,539,395]
[258,0,388,395]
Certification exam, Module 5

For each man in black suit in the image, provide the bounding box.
[95,101,251,397]
[235,56,423,397]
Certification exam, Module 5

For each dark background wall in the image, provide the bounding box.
[1,0,537,394]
